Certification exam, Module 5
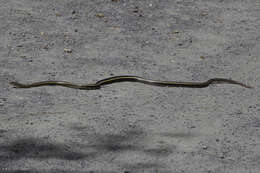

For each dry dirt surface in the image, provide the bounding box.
[0,0,260,173]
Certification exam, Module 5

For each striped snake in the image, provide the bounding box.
[10,75,253,90]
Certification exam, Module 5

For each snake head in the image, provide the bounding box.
[10,82,25,88]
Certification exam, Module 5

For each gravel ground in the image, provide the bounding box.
[0,0,260,173]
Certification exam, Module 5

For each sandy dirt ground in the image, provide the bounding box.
[0,0,260,173]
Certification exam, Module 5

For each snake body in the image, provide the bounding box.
[10,75,253,90]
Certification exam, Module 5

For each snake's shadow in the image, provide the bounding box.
[0,138,95,162]
[0,125,198,172]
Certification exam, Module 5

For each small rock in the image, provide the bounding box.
[173,30,180,34]
[202,145,208,150]
[43,44,49,49]
[64,48,72,53]
[200,11,208,16]
[96,13,105,18]
[133,6,139,13]
[56,13,62,17]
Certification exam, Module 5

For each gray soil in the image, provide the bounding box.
[0,0,260,173]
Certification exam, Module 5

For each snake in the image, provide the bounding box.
[10,75,253,90]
